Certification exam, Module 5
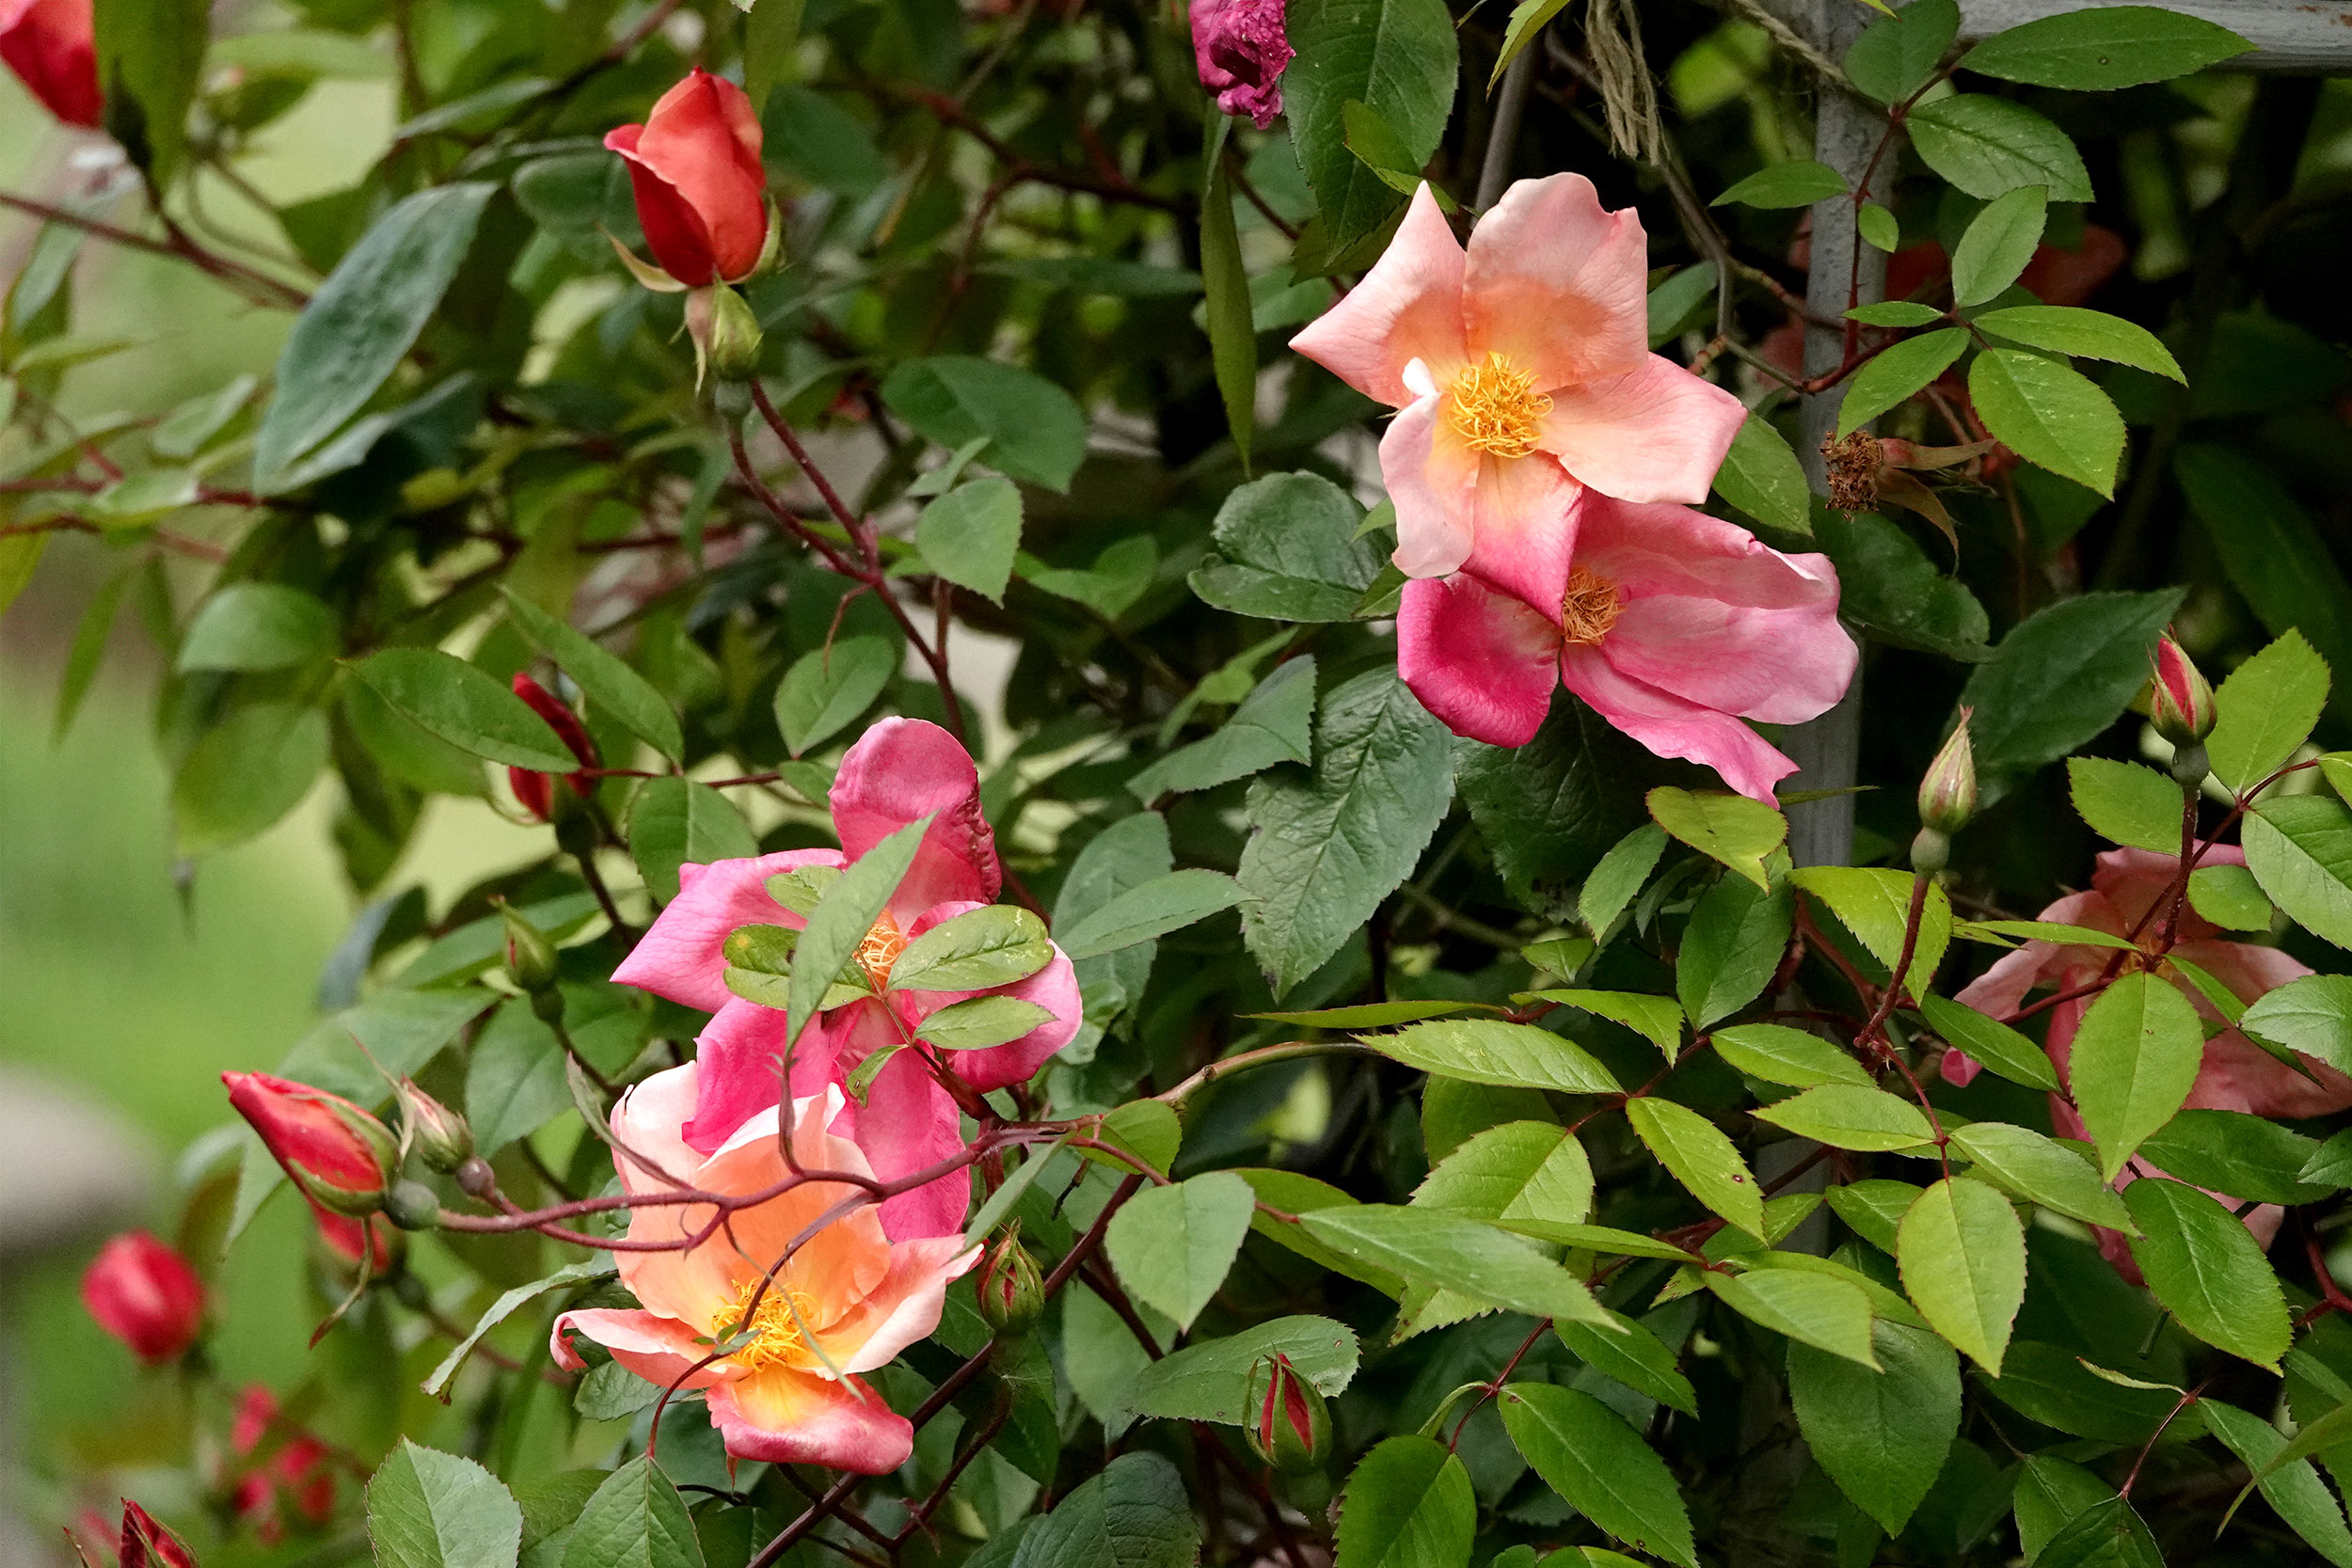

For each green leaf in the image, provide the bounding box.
[1366,1018,1620,1095]
[2138,1109,2326,1206]
[2200,1399,2352,1568]
[889,905,1053,991]
[1713,1022,1872,1088]
[464,1005,569,1156]
[1297,1205,1610,1323]
[1960,590,2182,775]
[1809,507,1990,659]
[1848,301,1947,328]
[788,815,932,1046]
[1836,328,1969,438]
[1459,692,1681,922]
[1825,1180,1921,1252]
[916,477,1024,603]
[914,994,1057,1051]
[1916,995,2056,1089]
[1792,865,1951,1000]
[2248,795,2352,950]
[1333,1436,1474,1568]
[1843,0,1958,103]
[882,358,1088,492]
[2243,974,2352,1075]
[1677,873,1794,1029]
[1501,1384,1697,1567]
[1905,95,2091,201]
[1122,1315,1359,1425]
[1129,657,1317,800]
[1947,1121,2133,1230]
[628,778,758,906]
[2037,1497,2161,1568]
[1104,1171,1258,1329]
[1555,1310,1698,1415]
[2178,447,2352,725]
[1200,123,1256,469]
[1711,413,1811,535]
[1525,990,1683,1059]
[1968,348,2126,497]
[1582,822,1668,936]
[92,0,207,182]
[1645,786,1785,888]
[1705,1268,1880,1367]
[1414,1121,1593,1227]
[2067,757,2182,852]
[177,584,338,673]
[2071,973,2204,1180]
[256,184,495,483]
[501,589,683,762]
[1057,868,1247,960]
[1972,306,2183,381]
[1628,1097,1764,1239]
[1190,471,1386,623]
[423,1260,615,1401]
[1713,160,1848,209]
[1755,1084,1936,1152]
[1788,1323,1962,1535]
[772,635,897,759]
[1282,0,1459,251]
[367,1440,524,1568]
[1489,0,1574,86]
[2209,629,2329,793]
[353,648,579,771]
[1897,1176,2026,1374]
[1251,1000,1482,1029]
[1857,201,1900,252]
[1091,1100,1183,1178]
[1647,264,1717,347]
[1962,6,2252,88]
[1024,535,1160,620]
[1951,185,2048,308]
[2188,863,2272,931]
[1239,670,1454,994]
[2121,1177,2288,1370]
[173,702,329,854]
[1955,918,2140,952]
[1009,1451,1201,1568]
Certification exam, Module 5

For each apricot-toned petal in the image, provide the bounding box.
[550,1308,720,1390]
[2191,1027,2352,1119]
[1381,395,1478,579]
[610,1062,707,1196]
[1462,173,1650,388]
[700,1092,894,1312]
[818,1235,981,1373]
[1457,452,1581,613]
[706,1369,914,1472]
[1560,645,1797,803]
[611,847,845,1012]
[1536,356,1746,506]
[895,901,1082,1092]
[833,719,1000,915]
[1396,576,1560,747]
[1289,184,1469,409]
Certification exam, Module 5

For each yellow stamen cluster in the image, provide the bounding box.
[1560,567,1625,646]
[854,912,909,990]
[1448,353,1552,459]
[721,1276,819,1371]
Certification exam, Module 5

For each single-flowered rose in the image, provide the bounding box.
[81,1231,204,1366]
[612,718,1080,1240]
[1290,178,1746,608]
[1395,490,1854,802]
[228,1385,335,1542]
[605,69,770,288]
[1190,0,1292,129]
[0,0,102,128]
[551,1069,977,1471]
[117,1499,198,1568]
[221,1072,397,1267]
[509,673,598,822]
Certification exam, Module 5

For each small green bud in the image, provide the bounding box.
[395,1079,474,1174]
[689,282,765,387]
[383,1180,442,1231]
[1910,827,1951,876]
[974,1225,1045,1338]
[501,903,561,993]
[1245,1354,1330,1474]
[1916,709,1977,836]
[2169,739,2210,788]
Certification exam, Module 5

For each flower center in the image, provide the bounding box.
[854,912,908,990]
[1560,567,1625,646]
[1448,353,1552,459]
[721,1276,820,1371]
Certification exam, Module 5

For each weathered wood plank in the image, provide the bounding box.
[1958,0,2352,73]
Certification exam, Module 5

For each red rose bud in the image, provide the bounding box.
[81,1231,204,1365]
[223,1072,396,1218]
[508,673,597,822]
[2149,633,2217,748]
[1245,1354,1329,1474]
[118,1499,198,1568]
[604,69,771,288]
[0,0,103,128]
[974,1226,1044,1338]
[393,1079,473,1174]
[230,1386,337,1541]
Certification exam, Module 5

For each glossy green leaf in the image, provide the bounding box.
[1677,872,1793,1029]
[2071,973,2203,1180]
[1367,1017,1619,1095]
[628,778,758,906]
[1916,999,2048,1098]
[1835,328,1968,438]
[501,589,682,762]
[1104,1171,1257,1329]
[1413,1120,1594,1227]
[2036,1497,2161,1568]
[788,815,931,1046]
[1628,1097,1764,1239]
[1948,1121,2133,1229]
[2247,795,2352,949]
[1843,0,1958,103]
[1962,6,2252,88]
[1009,1451,1200,1568]
[1968,348,2126,497]
[1283,0,1459,250]
[1555,1311,1697,1415]
[1897,1176,2025,1374]
[2209,629,2329,793]
[1123,1315,1359,1425]
[914,994,1057,1051]
[1973,306,2183,380]
[1705,1267,1879,1365]
[1501,1384,1697,1567]
[1298,1204,1611,1323]
[1713,160,1846,208]
[1200,122,1256,468]
[882,357,1088,492]
[1961,590,2182,775]
[916,477,1024,603]
[1645,786,1785,888]
[2138,1108,2326,1206]
[352,648,579,771]
[1333,1436,1474,1568]
[889,904,1053,991]
[1057,868,1247,960]
[2067,756,2181,852]
[367,1440,524,1568]
[1951,185,2047,307]
[1713,1022,1872,1087]
[1788,1322,1961,1534]
[1524,990,1683,1059]
[1810,506,1991,658]
[1905,95,2091,201]
[1581,821,1668,936]
[1190,471,1386,623]
[2121,1177,2288,1370]
[773,635,897,759]
[1755,1084,1936,1152]
[1710,413,1811,536]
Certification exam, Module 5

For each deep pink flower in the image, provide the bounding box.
[229,1386,335,1542]
[1395,491,1853,802]
[509,673,598,822]
[605,70,770,287]
[0,0,101,128]
[611,718,1079,1239]
[552,1072,977,1472]
[1291,179,1746,608]
[1190,0,1293,129]
[81,1232,203,1366]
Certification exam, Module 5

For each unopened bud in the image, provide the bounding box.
[118,1499,199,1568]
[702,282,765,383]
[2149,633,2217,748]
[974,1226,1044,1338]
[1245,1354,1329,1474]
[501,903,561,993]
[382,1180,442,1231]
[395,1079,474,1173]
[223,1072,396,1218]
[1917,709,1977,836]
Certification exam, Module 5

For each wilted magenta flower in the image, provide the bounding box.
[1190,0,1293,129]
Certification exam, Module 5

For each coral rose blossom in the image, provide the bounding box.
[81,1231,204,1365]
[612,718,1079,1239]
[1396,490,1854,802]
[605,69,770,287]
[0,0,101,128]
[552,1070,976,1471]
[1290,178,1746,607]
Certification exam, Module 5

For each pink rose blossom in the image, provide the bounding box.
[552,1071,977,1473]
[1190,0,1293,129]
[1290,178,1747,608]
[1395,490,1854,802]
[612,718,1079,1239]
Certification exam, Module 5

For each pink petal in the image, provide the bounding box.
[612,847,846,1013]
[705,1369,914,1473]
[1396,575,1561,747]
[2088,847,2251,940]
[813,1003,973,1241]
[893,902,1083,1091]
[549,1308,721,1389]
[1537,356,1747,505]
[1289,184,1470,409]
[1380,394,1479,579]
[683,999,826,1155]
[1559,644,1798,803]
[832,719,1000,915]
[1456,452,1582,613]
[1462,173,1650,388]
[1939,1048,1983,1088]
[817,1235,981,1373]
[609,1062,707,1196]
[1950,942,2057,1024]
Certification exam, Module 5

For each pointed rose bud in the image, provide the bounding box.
[118,1499,199,1568]
[80,1232,204,1366]
[223,1072,396,1219]
[1,0,103,128]
[692,281,765,384]
[508,673,597,823]
[393,1080,473,1174]
[1189,0,1293,129]
[1245,1354,1329,1474]
[2149,633,2217,748]
[1917,709,1977,836]
[604,69,770,288]
[501,901,562,993]
[974,1226,1044,1338]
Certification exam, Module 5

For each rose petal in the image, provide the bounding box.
[1396,575,1560,747]
[1462,173,1650,388]
[1536,355,1747,506]
[1560,644,1798,802]
[832,719,1000,915]
[1290,184,1470,409]
[611,847,847,1013]
[705,1369,914,1472]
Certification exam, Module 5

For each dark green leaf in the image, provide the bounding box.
[788,815,932,1044]
[1104,1171,1258,1329]
[1190,471,1385,623]
[2122,1178,2289,1369]
[1011,1451,1200,1568]
[1123,1315,1359,1425]
[463,1005,568,1156]
[1951,185,2048,308]
[1962,6,2252,88]
[628,778,759,906]
[2200,1400,2352,1568]
[1460,692,1681,923]
[353,648,580,771]
[1501,1384,1698,1567]
[2137,1109,2326,1206]
[1582,821,1668,936]
[1054,812,1173,1047]
[1844,0,1959,103]
[1282,0,1459,249]
[916,477,1024,603]
[1201,128,1256,468]
[1713,160,1847,208]
[1333,1436,1474,1568]
[1298,1204,1610,1323]
[1057,869,1247,960]
[882,357,1088,492]
[914,994,1057,1051]
[2243,974,2352,1076]
[1129,657,1317,800]
[773,636,898,759]
[1712,413,1812,535]
[1810,507,1991,659]
[92,0,207,181]
[2247,796,2352,949]
[501,589,683,762]
[2036,1497,2161,1568]
[1836,328,1970,438]
[174,702,329,853]
[1947,1121,2132,1229]
[1366,1018,1620,1095]
[1677,874,1794,1030]
[177,584,337,672]
[2178,446,2352,726]
[1905,96,2091,201]
[1713,1022,1873,1087]
[1788,1322,1962,1534]
[1959,590,2182,775]
[1973,307,2182,380]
